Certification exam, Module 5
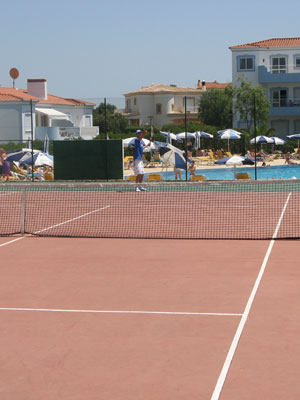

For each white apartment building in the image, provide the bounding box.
[123,80,228,129]
[230,37,300,137]
[0,79,98,142]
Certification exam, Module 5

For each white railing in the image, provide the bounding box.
[270,97,300,107]
[264,64,300,74]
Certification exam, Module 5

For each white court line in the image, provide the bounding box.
[0,307,242,316]
[0,205,111,245]
[34,205,111,234]
[0,236,25,247]
[210,192,292,400]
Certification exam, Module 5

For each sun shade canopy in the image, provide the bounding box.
[35,108,69,119]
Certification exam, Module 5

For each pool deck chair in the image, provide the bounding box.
[127,175,137,181]
[147,173,163,181]
[235,172,251,180]
[191,174,206,181]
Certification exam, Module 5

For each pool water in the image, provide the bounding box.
[154,165,300,180]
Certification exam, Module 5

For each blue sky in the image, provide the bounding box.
[1,0,300,104]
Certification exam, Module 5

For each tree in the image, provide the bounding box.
[93,102,128,136]
[198,85,233,128]
[233,76,270,131]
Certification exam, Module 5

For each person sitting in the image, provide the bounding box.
[1,153,11,181]
[285,152,297,165]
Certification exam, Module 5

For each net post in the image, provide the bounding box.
[30,99,34,182]
[184,96,188,181]
[253,93,257,180]
[20,186,26,235]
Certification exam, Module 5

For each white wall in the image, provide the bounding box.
[0,104,22,141]
[126,92,201,128]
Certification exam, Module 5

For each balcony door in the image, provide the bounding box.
[272,89,288,107]
[271,57,287,74]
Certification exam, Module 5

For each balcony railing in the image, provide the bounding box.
[270,97,300,107]
[258,66,300,83]
[263,64,300,74]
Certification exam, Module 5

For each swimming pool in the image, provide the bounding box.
[153,165,300,180]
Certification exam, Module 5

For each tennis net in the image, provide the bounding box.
[1,180,300,240]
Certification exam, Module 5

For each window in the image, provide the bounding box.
[85,115,91,127]
[271,57,287,74]
[171,104,175,111]
[270,120,289,136]
[295,56,300,69]
[294,87,300,105]
[240,57,253,70]
[126,99,131,109]
[237,56,255,71]
[134,98,136,106]
[272,89,288,107]
[185,97,195,112]
[156,103,162,114]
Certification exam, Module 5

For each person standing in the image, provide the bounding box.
[133,129,151,192]
[1,152,10,181]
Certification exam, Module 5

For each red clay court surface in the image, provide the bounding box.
[0,236,299,399]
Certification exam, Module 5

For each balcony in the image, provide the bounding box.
[269,97,300,116]
[259,65,300,83]
[35,126,99,140]
[168,107,199,115]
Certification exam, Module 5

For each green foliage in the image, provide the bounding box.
[0,140,54,154]
[255,125,275,137]
[198,85,233,128]
[233,76,270,131]
[93,102,128,137]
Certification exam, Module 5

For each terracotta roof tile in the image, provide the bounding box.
[230,37,300,49]
[125,81,229,96]
[0,87,95,106]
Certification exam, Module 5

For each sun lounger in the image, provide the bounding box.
[147,174,163,181]
[191,174,206,180]
[235,172,251,180]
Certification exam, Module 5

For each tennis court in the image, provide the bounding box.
[0,181,299,399]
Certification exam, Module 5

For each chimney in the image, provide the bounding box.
[202,80,206,91]
[197,79,201,88]
[27,79,48,100]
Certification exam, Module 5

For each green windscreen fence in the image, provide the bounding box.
[53,140,123,180]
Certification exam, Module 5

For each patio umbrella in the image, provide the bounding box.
[215,155,254,166]
[287,133,300,148]
[215,155,254,179]
[5,148,40,163]
[123,137,155,152]
[269,136,286,145]
[250,135,273,151]
[154,141,190,170]
[217,130,241,152]
[250,136,273,144]
[193,131,213,149]
[218,129,243,136]
[21,152,53,167]
[43,133,50,154]
[176,132,194,140]
[160,131,181,144]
